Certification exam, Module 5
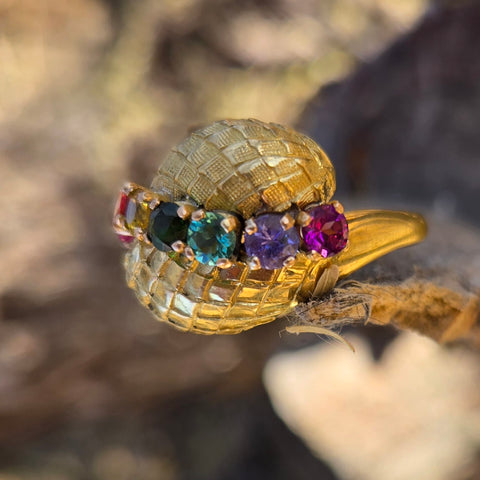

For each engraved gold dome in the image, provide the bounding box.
[124,118,337,334]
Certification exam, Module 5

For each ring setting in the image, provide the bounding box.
[114,187,350,271]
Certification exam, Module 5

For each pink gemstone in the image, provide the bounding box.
[116,233,135,247]
[113,191,135,248]
[301,204,348,257]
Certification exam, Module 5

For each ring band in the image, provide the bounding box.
[113,119,427,334]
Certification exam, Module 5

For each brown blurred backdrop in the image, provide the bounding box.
[0,0,479,479]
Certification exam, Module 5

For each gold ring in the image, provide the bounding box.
[113,119,427,334]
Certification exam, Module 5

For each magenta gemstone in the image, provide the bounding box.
[117,233,135,247]
[244,214,300,270]
[301,204,348,258]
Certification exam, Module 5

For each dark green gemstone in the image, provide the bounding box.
[148,202,188,251]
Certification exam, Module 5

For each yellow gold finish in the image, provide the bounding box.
[183,247,195,261]
[244,219,258,235]
[296,211,312,227]
[122,119,427,334]
[177,203,196,219]
[306,250,322,261]
[191,209,206,221]
[283,256,297,268]
[220,216,239,233]
[171,240,185,253]
[151,118,335,217]
[335,210,428,278]
[121,182,137,195]
[216,258,233,269]
[247,256,262,270]
[280,213,295,230]
[332,200,344,214]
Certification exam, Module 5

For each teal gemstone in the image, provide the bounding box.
[187,211,237,265]
[148,202,188,251]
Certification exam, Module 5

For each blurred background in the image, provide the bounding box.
[1,0,480,478]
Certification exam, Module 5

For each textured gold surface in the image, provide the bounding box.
[151,118,335,217]
[123,118,427,334]
[125,243,322,334]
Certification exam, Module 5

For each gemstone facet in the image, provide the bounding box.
[148,202,188,251]
[244,214,300,270]
[116,192,129,217]
[301,204,348,257]
[187,211,237,266]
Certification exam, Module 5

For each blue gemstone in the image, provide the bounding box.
[244,213,300,270]
[187,211,237,266]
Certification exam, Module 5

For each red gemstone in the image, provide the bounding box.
[116,192,129,217]
[301,204,348,257]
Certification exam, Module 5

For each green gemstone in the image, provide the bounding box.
[187,211,237,266]
[148,202,188,251]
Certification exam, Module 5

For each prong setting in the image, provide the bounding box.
[247,256,261,270]
[115,182,349,269]
[280,213,295,230]
[171,240,186,253]
[183,246,196,261]
[191,209,206,222]
[216,258,233,269]
[283,256,296,268]
[177,203,196,220]
[245,218,257,235]
[296,211,312,227]
[113,215,126,231]
[220,215,239,233]
[121,182,137,195]
[133,227,149,244]
[332,200,344,214]
[306,250,322,261]
[149,198,161,210]
[139,191,153,203]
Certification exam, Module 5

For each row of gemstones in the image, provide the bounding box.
[113,184,349,271]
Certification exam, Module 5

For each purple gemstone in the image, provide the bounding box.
[244,214,300,270]
[301,204,348,257]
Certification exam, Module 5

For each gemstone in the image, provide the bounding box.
[113,189,152,247]
[187,211,237,266]
[148,202,188,251]
[113,190,150,232]
[117,233,135,247]
[301,204,348,257]
[244,213,300,270]
[116,192,129,217]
